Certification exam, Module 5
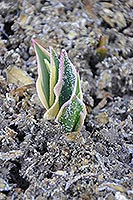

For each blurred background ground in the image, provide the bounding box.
[0,0,133,199]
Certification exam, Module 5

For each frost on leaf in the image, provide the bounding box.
[56,96,86,133]
[44,49,66,120]
[49,47,59,107]
[32,39,50,109]
[44,49,77,120]
[59,50,76,107]
[33,39,87,132]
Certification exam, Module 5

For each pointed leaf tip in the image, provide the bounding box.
[33,39,51,109]
[31,38,35,46]
[33,40,86,132]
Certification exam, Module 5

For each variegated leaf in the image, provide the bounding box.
[49,47,59,107]
[59,50,76,107]
[76,72,83,100]
[32,39,50,109]
[44,49,77,120]
[56,95,86,133]
[33,40,87,132]
[43,49,65,120]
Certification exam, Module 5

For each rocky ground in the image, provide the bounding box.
[0,0,133,199]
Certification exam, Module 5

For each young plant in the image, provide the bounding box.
[96,35,108,61]
[32,39,86,133]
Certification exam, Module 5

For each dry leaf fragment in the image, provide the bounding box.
[7,66,33,87]
[96,112,109,125]
[95,93,113,110]
[80,0,96,19]
[5,127,18,138]
[10,84,35,97]
[0,150,23,161]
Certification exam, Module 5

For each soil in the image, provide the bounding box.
[0,0,133,199]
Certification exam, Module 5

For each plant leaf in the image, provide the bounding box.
[59,50,76,107]
[76,71,83,100]
[43,49,65,120]
[32,39,50,109]
[96,35,108,61]
[56,95,87,133]
[44,49,77,120]
[32,39,50,62]
[49,47,59,107]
